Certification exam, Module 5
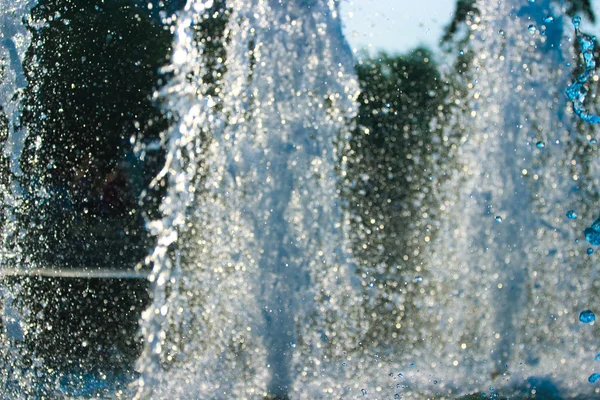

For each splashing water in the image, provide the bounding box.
[579,310,596,323]
[133,1,218,397]
[584,216,600,246]
[3,0,600,398]
[136,0,362,397]
[0,0,39,396]
[428,1,600,397]
[565,16,600,124]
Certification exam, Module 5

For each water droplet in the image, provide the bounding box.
[585,219,600,246]
[567,210,578,219]
[414,276,423,283]
[573,15,582,29]
[394,394,401,399]
[589,373,600,383]
[544,16,554,23]
[580,310,596,323]
[398,373,404,378]
[528,24,536,34]
[289,342,296,349]
[588,248,594,255]
[362,388,367,396]
[536,141,545,149]
[498,29,505,35]
[495,216,503,223]
[590,139,597,145]
[595,353,600,361]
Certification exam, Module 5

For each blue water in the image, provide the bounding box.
[565,16,600,124]
[579,309,596,323]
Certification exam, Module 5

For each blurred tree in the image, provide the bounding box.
[345,48,452,343]
[19,0,174,269]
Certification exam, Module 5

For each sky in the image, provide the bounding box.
[341,0,600,57]
[340,0,457,56]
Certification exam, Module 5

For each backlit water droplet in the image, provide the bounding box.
[536,141,545,148]
[567,210,578,219]
[595,353,600,361]
[589,373,600,383]
[584,216,600,245]
[414,276,423,283]
[528,24,536,34]
[587,248,594,255]
[495,216,502,223]
[362,388,367,396]
[544,16,554,23]
[580,310,596,323]
[566,16,600,123]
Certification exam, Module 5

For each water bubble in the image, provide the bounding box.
[536,141,545,149]
[495,216,502,223]
[528,25,536,34]
[580,310,596,323]
[544,16,554,23]
[414,276,423,283]
[585,221,600,245]
[361,388,367,396]
[567,16,600,124]
[589,373,600,383]
[566,210,578,219]
[587,248,594,255]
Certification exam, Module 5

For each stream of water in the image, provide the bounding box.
[2,0,600,398]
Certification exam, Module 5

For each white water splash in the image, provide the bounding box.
[0,0,38,396]
[137,0,362,397]
[424,0,600,397]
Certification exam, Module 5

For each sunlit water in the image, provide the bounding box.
[2,0,600,399]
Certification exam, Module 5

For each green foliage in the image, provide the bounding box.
[346,48,451,342]
[19,0,173,268]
